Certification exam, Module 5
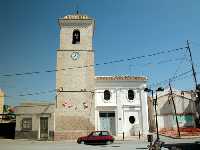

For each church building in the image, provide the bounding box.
[95,76,149,137]
[15,13,149,140]
[54,13,149,140]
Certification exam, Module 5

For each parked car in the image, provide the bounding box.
[77,131,114,145]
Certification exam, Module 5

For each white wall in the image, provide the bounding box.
[156,91,196,130]
[157,115,195,130]
[95,79,149,136]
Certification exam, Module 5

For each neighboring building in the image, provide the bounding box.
[0,89,16,139]
[155,89,196,130]
[15,102,55,140]
[95,76,149,137]
[0,89,4,114]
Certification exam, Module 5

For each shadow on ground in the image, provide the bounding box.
[83,143,121,147]
[163,141,200,150]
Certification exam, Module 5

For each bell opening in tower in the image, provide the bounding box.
[72,30,80,44]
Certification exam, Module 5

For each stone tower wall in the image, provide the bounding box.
[55,16,95,140]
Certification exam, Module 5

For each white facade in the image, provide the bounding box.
[156,89,196,130]
[95,76,149,137]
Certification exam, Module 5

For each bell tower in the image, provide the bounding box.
[55,13,95,140]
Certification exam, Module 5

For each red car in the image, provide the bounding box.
[77,131,114,145]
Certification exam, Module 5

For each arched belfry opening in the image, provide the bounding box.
[72,30,80,44]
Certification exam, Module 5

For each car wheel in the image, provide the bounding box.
[106,141,112,145]
[80,141,85,144]
[171,146,182,150]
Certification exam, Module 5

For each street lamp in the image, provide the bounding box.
[144,87,164,142]
[196,84,200,102]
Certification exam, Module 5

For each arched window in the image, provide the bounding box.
[104,90,111,100]
[128,89,135,100]
[72,30,80,44]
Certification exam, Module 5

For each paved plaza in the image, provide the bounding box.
[0,139,149,150]
[0,135,200,150]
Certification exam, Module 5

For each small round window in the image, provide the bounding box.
[104,90,111,100]
[129,116,135,124]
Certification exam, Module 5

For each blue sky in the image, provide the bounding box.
[0,0,200,106]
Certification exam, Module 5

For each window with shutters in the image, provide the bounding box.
[22,118,32,131]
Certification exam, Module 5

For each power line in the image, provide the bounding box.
[1,48,187,96]
[2,89,57,98]
[172,72,193,83]
[129,57,186,69]
[171,52,188,80]
[3,70,195,99]
[0,46,187,99]
[1,57,186,90]
[163,52,189,89]
[158,41,199,90]
[149,69,193,88]
[190,40,200,47]
[0,56,188,95]
[128,57,186,75]
[0,47,185,78]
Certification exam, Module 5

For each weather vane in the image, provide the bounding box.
[75,2,79,14]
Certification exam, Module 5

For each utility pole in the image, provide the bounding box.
[186,40,200,127]
[155,90,160,141]
[186,40,198,89]
[169,81,181,137]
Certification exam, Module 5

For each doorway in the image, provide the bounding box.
[99,112,116,135]
[40,117,48,139]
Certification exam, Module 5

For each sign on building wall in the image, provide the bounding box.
[174,115,194,126]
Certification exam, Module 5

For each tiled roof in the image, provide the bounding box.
[96,76,147,81]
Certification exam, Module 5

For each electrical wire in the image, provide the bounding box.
[2,70,195,99]
[149,69,193,88]
[0,47,186,78]
[2,89,57,98]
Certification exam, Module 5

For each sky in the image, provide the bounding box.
[0,0,200,106]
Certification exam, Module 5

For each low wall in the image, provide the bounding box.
[157,115,195,130]
[15,130,38,139]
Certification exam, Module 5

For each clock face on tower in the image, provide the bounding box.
[71,52,80,60]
